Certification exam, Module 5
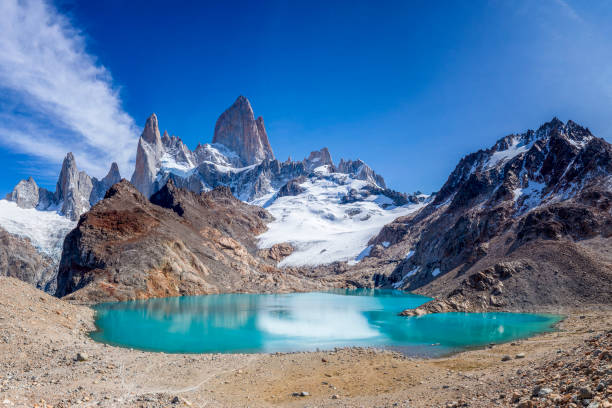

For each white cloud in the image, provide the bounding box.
[0,0,139,179]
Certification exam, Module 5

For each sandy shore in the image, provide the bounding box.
[0,277,610,408]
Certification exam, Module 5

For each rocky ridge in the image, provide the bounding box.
[129,96,393,203]
[357,118,612,313]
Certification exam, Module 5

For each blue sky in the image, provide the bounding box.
[1,0,611,196]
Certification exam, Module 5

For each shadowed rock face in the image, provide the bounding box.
[54,180,326,302]
[345,118,612,312]
[213,96,274,166]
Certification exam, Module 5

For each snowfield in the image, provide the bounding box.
[486,136,534,169]
[257,168,425,267]
[0,200,76,260]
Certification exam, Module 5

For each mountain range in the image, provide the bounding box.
[363,118,612,312]
[0,97,610,309]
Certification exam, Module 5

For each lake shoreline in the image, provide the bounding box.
[88,289,562,356]
[1,276,610,407]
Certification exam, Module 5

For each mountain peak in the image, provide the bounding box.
[142,113,161,145]
[212,96,274,165]
[305,148,333,171]
[102,162,121,186]
[64,152,76,164]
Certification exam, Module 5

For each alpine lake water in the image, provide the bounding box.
[91,289,562,356]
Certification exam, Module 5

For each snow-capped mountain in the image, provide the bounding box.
[257,165,427,267]
[128,96,426,265]
[5,153,121,221]
[368,118,612,312]
[130,96,391,202]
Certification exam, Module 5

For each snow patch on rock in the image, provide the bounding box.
[486,137,534,169]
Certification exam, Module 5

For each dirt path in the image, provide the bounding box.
[0,277,610,407]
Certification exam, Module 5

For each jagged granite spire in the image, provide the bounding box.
[212,96,274,165]
[54,153,94,220]
[131,113,164,198]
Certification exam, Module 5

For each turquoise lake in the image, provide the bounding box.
[91,289,562,356]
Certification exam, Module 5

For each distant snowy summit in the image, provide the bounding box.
[5,153,120,221]
[129,95,405,204]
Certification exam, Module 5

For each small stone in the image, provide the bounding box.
[501,355,511,361]
[537,387,553,397]
[579,387,594,399]
[75,352,88,362]
[171,396,180,404]
[515,353,526,359]
[331,394,339,399]
[299,391,309,397]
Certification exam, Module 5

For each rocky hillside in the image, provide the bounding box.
[362,118,612,312]
[55,179,332,302]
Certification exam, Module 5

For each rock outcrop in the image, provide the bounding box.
[337,159,386,188]
[212,96,275,166]
[304,148,333,171]
[55,180,329,302]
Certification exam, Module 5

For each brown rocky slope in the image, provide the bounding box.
[55,179,332,302]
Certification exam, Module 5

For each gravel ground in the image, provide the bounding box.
[0,276,610,408]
